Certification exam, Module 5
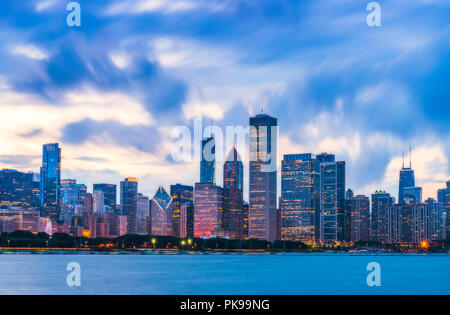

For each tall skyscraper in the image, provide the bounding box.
[223,147,244,239]
[200,136,215,184]
[194,182,223,238]
[249,113,278,242]
[371,191,395,242]
[170,184,194,238]
[40,143,61,219]
[350,195,370,242]
[398,153,415,204]
[319,159,345,243]
[150,186,174,236]
[120,177,138,235]
[93,184,117,213]
[280,154,320,243]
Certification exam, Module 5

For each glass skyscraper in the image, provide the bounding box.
[200,136,215,184]
[40,143,61,219]
[223,147,244,239]
[280,154,320,243]
[120,177,138,235]
[93,184,117,213]
[399,166,415,204]
[249,113,278,242]
[170,184,194,238]
[319,159,345,243]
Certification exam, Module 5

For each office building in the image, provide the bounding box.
[40,143,61,219]
[194,182,223,238]
[120,177,138,235]
[249,113,278,241]
[150,186,174,236]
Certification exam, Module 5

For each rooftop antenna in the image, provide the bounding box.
[402,151,405,169]
[210,120,213,138]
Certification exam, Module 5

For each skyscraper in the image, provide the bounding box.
[398,155,415,204]
[150,187,174,236]
[350,195,370,242]
[120,177,138,235]
[223,147,244,239]
[371,191,395,242]
[170,184,194,238]
[200,136,215,184]
[136,194,150,235]
[40,143,61,219]
[319,159,345,243]
[194,182,223,238]
[280,154,320,243]
[249,113,278,242]
[386,203,432,244]
[93,184,117,213]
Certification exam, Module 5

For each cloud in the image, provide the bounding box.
[11,44,48,60]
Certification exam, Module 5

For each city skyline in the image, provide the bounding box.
[0,1,449,203]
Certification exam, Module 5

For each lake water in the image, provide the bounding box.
[0,253,449,295]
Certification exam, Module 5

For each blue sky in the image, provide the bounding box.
[0,0,449,200]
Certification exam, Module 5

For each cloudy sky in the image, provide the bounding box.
[0,0,449,201]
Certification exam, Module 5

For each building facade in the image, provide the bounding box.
[249,113,278,242]
[350,195,370,242]
[223,147,244,240]
[194,182,223,238]
[200,136,215,184]
[371,191,395,242]
[150,186,174,236]
[319,160,345,243]
[40,143,61,219]
[120,177,138,235]
[170,184,194,238]
[93,184,117,214]
[280,154,320,243]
